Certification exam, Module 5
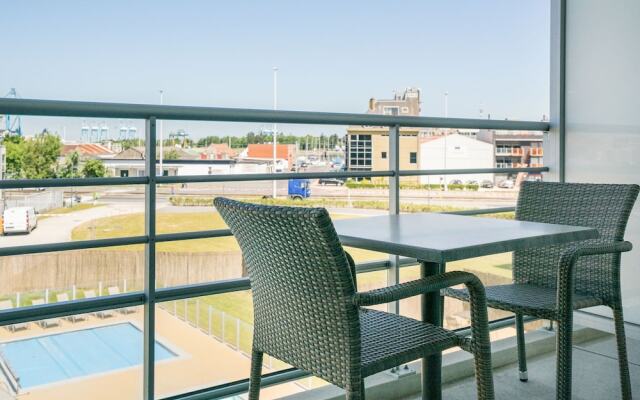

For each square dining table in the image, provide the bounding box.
[333,212,599,400]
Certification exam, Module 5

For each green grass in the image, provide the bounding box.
[47,203,103,214]
[71,210,387,258]
[69,207,512,335]
[38,203,104,220]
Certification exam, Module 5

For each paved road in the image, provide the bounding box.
[0,201,148,248]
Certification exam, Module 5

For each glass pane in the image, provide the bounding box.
[154,291,296,398]
[0,307,143,399]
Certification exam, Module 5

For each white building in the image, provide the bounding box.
[418,133,494,185]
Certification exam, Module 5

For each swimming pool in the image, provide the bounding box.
[0,322,177,389]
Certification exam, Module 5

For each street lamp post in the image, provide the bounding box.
[159,90,164,177]
[443,92,449,192]
[272,67,278,198]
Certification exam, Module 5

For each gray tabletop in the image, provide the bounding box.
[333,213,599,263]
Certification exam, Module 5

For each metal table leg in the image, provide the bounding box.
[421,261,443,400]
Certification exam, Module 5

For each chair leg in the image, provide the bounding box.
[613,306,633,400]
[345,380,365,400]
[474,346,495,400]
[515,313,528,382]
[555,319,573,400]
[248,349,263,400]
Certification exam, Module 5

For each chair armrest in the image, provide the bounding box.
[556,241,633,315]
[344,251,357,286]
[562,241,632,260]
[353,271,482,307]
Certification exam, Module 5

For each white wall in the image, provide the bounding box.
[562,0,640,325]
[419,134,494,185]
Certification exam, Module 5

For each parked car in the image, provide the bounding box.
[480,180,494,188]
[498,179,515,189]
[466,180,479,186]
[3,207,38,234]
[318,177,345,186]
[449,179,463,185]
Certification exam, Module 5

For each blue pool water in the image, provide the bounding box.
[0,323,176,389]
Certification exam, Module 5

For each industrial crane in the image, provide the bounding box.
[2,88,22,136]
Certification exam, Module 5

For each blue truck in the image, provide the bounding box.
[288,179,311,200]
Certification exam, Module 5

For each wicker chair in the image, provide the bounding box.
[444,182,639,400]
[214,197,494,400]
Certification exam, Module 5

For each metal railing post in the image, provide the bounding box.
[222,311,226,343]
[387,125,400,314]
[196,299,200,329]
[143,117,157,400]
[184,299,188,322]
[236,318,241,349]
[208,305,212,335]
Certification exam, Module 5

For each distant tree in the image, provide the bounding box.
[163,149,180,160]
[81,159,107,178]
[59,151,81,178]
[120,139,143,150]
[3,135,26,178]
[19,132,62,179]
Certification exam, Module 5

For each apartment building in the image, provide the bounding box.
[345,88,423,182]
[476,129,544,181]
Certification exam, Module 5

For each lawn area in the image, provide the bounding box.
[70,209,512,331]
[39,203,104,219]
[71,211,385,260]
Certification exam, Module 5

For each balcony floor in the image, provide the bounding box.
[408,334,640,400]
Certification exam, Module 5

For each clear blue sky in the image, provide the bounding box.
[1,0,549,140]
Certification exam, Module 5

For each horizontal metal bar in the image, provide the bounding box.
[398,167,549,177]
[454,315,539,337]
[445,207,515,216]
[0,292,145,326]
[161,368,309,400]
[155,229,232,243]
[156,278,251,302]
[353,259,390,273]
[0,98,550,131]
[0,167,544,190]
[0,176,148,189]
[0,236,148,257]
[157,170,394,184]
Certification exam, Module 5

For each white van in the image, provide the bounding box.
[3,207,38,234]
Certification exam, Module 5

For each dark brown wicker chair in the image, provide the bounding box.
[214,197,495,400]
[444,182,639,400]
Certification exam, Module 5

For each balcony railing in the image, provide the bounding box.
[0,98,550,400]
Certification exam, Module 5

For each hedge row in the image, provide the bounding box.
[344,180,479,191]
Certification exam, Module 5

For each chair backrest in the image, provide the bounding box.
[214,197,361,387]
[514,182,639,302]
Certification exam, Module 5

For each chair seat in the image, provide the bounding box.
[443,283,603,319]
[360,308,461,376]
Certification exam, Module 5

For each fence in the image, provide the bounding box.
[2,190,63,213]
[158,298,320,391]
[0,250,242,294]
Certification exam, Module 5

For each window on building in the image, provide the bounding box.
[383,107,399,116]
[409,152,417,164]
[381,151,387,159]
